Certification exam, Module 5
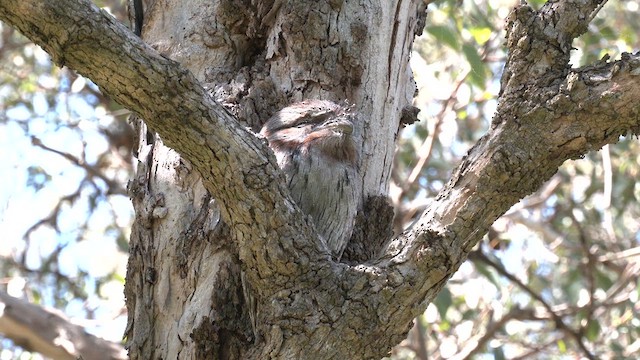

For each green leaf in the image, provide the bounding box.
[462,43,486,88]
[528,0,547,8]
[427,25,461,51]
[434,287,453,319]
[474,258,500,288]
[493,346,506,360]
[600,26,617,41]
[557,339,567,353]
[585,320,601,342]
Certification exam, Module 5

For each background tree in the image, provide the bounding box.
[0,0,638,359]
[0,1,132,358]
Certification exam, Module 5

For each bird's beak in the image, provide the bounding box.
[324,118,353,135]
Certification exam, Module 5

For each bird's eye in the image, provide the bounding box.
[294,115,315,127]
[302,112,331,127]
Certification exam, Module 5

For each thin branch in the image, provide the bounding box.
[31,136,127,196]
[598,246,640,263]
[587,0,609,23]
[23,190,80,240]
[601,144,616,241]
[469,250,596,360]
[602,261,640,306]
[5,254,88,303]
[509,337,560,360]
[414,317,429,360]
[455,308,527,360]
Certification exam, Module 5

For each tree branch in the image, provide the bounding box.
[469,251,595,359]
[347,3,640,351]
[0,290,126,360]
[31,136,127,196]
[0,0,323,284]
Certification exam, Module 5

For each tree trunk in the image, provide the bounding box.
[125,1,423,358]
[1,0,637,359]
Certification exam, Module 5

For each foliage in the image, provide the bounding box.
[0,0,132,355]
[390,0,640,359]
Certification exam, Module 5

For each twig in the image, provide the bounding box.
[601,144,616,241]
[31,136,127,195]
[587,0,609,23]
[455,308,529,360]
[415,317,428,360]
[469,250,596,360]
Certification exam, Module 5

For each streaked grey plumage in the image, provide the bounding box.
[243,100,361,341]
[260,100,360,259]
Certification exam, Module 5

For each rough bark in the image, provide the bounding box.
[1,0,638,359]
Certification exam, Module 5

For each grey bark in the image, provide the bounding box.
[0,0,637,359]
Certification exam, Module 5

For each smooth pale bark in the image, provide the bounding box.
[1,0,637,358]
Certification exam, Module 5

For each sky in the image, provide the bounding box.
[0,54,131,341]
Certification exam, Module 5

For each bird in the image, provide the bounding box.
[243,100,361,342]
[260,100,361,260]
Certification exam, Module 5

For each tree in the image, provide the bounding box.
[0,0,638,359]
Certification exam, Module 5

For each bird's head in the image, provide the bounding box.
[261,100,357,165]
